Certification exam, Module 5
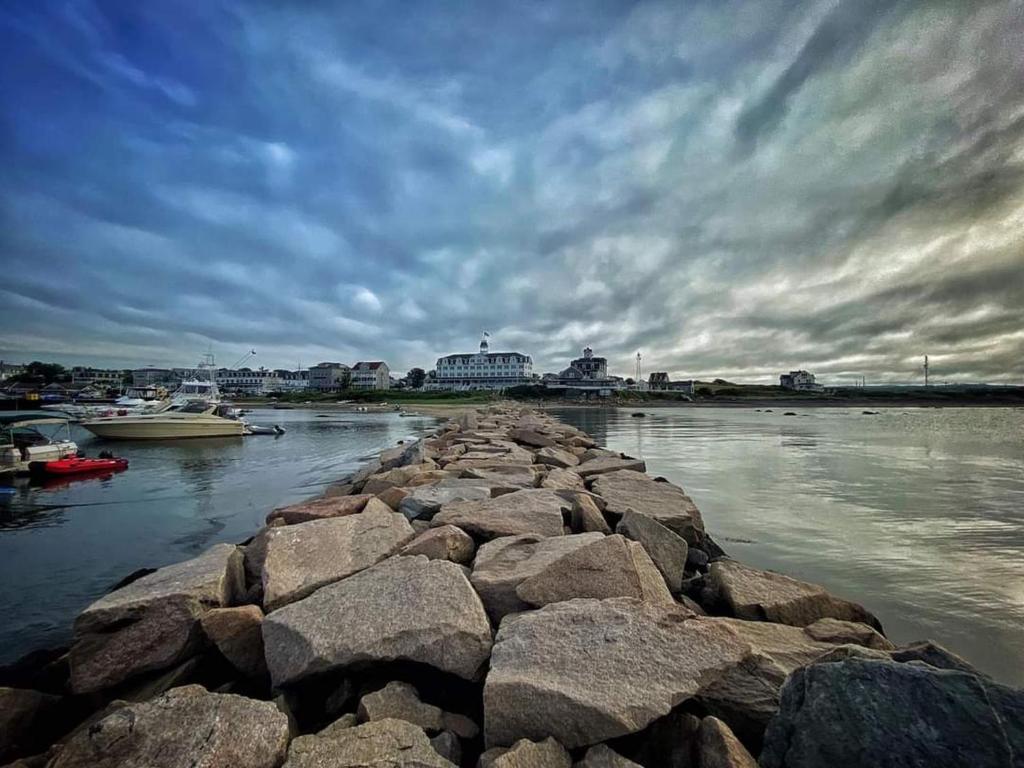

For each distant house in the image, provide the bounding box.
[0,361,25,382]
[70,367,122,388]
[132,368,172,387]
[649,372,670,388]
[648,372,695,396]
[309,362,351,392]
[780,370,822,391]
[351,361,391,390]
[546,347,621,391]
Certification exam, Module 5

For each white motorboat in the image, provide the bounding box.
[0,412,79,475]
[81,401,246,440]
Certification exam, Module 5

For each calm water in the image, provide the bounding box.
[553,406,1024,686]
[0,408,439,663]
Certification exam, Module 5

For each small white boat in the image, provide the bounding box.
[81,401,245,440]
[0,412,79,475]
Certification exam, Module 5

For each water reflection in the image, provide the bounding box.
[551,406,1024,686]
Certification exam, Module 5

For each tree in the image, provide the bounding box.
[13,361,67,384]
[406,368,426,389]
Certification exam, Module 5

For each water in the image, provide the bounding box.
[0,408,439,663]
[552,406,1024,686]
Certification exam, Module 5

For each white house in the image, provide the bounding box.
[432,336,533,391]
[309,362,351,392]
[351,361,391,390]
[780,370,823,391]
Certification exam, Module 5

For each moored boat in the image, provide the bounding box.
[0,412,78,475]
[30,456,129,475]
[81,401,246,440]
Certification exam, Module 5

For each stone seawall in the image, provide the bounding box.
[1,404,1021,767]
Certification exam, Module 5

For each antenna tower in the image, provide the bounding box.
[924,355,929,387]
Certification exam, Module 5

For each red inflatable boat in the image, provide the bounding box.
[34,457,129,475]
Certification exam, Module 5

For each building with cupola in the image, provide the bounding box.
[431,335,533,391]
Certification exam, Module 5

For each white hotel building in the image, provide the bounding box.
[431,336,533,391]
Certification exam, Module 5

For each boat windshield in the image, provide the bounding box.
[178,401,212,414]
[179,383,213,395]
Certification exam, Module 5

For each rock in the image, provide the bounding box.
[456,411,479,431]
[540,468,585,490]
[534,446,580,468]
[589,471,704,543]
[571,495,611,534]
[0,687,61,764]
[706,559,882,631]
[484,598,749,749]
[400,525,476,564]
[622,710,700,768]
[470,533,604,622]
[432,490,569,540]
[399,484,492,520]
[696,717,756,768]
[264,555,493,687]
[284,718,456,767]
[50,685,289,768]
[889,640,984,674]
[376,486,410,511]
[261,505,415,611]
[480,747,509,767]
[431,731,462,764]
[492,737,572,767]
[70,544,244,693]
[516,535,673,608]
[575,744,643,767]
[200,605,266,677]
[319,712,359,737]
[579,448,618,463]
[760,659,1024,768]
[616,511,687,592]
[362,463,437,495]
[686,547,709,571]
[406,469,460,487]
[411,519,432,534]
[358,681,443,731]
[575,456,646,478]
[803,618,893,650]
[267,494,372,525]
[509,428,557,448]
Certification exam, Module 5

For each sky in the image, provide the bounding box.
[1,1,1022,384]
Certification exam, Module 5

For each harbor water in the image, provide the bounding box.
[0,408,439,663]
[552,406,1024,685]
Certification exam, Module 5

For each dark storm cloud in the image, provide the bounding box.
[0,0,1022,383]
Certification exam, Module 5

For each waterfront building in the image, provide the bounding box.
[780,370,823,391]
[432,336,533,391]
[568,347,607,380]
[648,372,695,396]
[544,346,621,392]
[261,369,309,394]
[0,362,25,382]
[132,367,173,387]
[351,361,391,390]
[70,367,122,388]
[309,362,351,392]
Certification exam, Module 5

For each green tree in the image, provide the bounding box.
[406,367,426,389]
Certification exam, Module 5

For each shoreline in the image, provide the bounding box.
[1,403,1019,766]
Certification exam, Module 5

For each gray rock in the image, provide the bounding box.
[462,465,542,489]
[358,681,443,731]
[575,456,646,478]
[470,533,604,622]
[285,718,456,767]
[760,659,1024,768]
[889,640,984,674]
[432,490,569,540]
[266,494,372,525]
[362,463,438,495]
[540,468,585,490]
[516,535,674,608]
[803,618,893,650]
[706,559,882,631]
[456,411,479,431]
[696,716,756,768]
[261,505,415,611]
[400,484,492,520]
[590,471,704,543]
[199,605,267,678]
[571,495,611,534]
[0,687,61,764]
[50,685,289,768]
[400,525,476,563]
[70,544,244,693]
[431,731,462,764]
[535,446,580,468]
[616,511,688,592]
[492,737,572,767]
[574,744,643,767]
[509,428,557,448]
[578,448,618,463]
[264,555,493,687]
[484,598,749,749]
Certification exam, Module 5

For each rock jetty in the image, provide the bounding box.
[1,404,1021,767]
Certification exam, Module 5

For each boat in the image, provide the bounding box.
[0,412,79,475]
[81,401,246,440]
[245,424,285,436]
[30,456,128,475]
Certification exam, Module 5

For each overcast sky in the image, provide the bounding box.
[1,1,1022,383]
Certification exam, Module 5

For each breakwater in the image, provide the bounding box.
[1,404,1021,767]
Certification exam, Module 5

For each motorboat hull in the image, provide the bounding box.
[81,415,246,440]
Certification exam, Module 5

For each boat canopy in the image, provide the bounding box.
[0,411,72,428]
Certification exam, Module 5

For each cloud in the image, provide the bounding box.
[0,0,1021,384]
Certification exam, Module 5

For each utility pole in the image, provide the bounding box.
[635,352,642,389]
[924,355,929,387]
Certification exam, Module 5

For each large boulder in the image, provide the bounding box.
[492,737,572,767]
[509,428,556,448]
[263,555,493,687]
[399,484,492,520]
[570,495,611,534]
[470,533,604,622]
[50,685,290,768]
[261,505,415,611]
[0,687,61,763]
[284,718,455,767]
[431,490,569,540]
[540,468,585,491]
[760,659,1024,768]
[357,681,443,731]
[616,511,687,592]
[266,494,372,525]
[576,744,643,767]
[462,466,542,490]
[484,598,749,749]
[516,535,673,608]
[70,544,244,693]
[200,605,267,678]
[706,560,882,631]
[534,446,580,468]
[696,717,757,768]
[362,463,437,495]
[399,525,476,564]
[575,456,646,478]
[589,471,704,543]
